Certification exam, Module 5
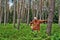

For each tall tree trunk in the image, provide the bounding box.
[59,6,60,26]
[43,0,48,21]
[32,1,35,19]
[23,0,25,22]
[1,0,4,23]
[36,0,39,18]
[46,0,55,36]
[13,0,16,27]
[36,9,39,18]
[0,0,2,24]
[27,4,29,24]
[20,0,23,22]
[16,0,21,30]
[6,0,9,23]
[39,0,42,20]
[4,0,7,25]
[21,0,25,23]
[27,0,31,24]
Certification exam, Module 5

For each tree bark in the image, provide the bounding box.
[0,0,2,24]
[16,0,21,30]
[39,0,42,20]
[36,0,39,18]
[59,6,60,26]
[6,0,9,23]
[46,0,55,36]
[21,0,25,23]
[32,1,35,19]
[13,0,16,28]
[27,0,31,24]
[27,4,29,24]
[4,0,7,25]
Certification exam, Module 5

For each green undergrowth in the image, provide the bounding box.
[0,23,60,40]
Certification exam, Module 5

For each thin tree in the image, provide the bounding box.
[0,0,2,24]
[59,6,60,26]
[20,0,23,22]
[1,0,4,23]
[16,0,21,30]
[21,0,25,23]
[46,0,55,36]
[45,0,48,20]
[4,0,7,25]
[39,0,43,20]
[6,0,9,23]
[58,0,60,26]
[27,0,31,24]
[23,0,25,22]
[36,0,39,18]
[32,1,35,19]
[13,0,16,27]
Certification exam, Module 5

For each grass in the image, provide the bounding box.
[0,23,60,40]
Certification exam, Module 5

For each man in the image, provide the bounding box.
[30,17,47,32]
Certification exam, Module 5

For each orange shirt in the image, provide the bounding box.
[30,19,47,31]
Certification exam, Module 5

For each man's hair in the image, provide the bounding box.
[34,17,37,19]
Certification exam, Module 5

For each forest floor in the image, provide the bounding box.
[0,23,60,40]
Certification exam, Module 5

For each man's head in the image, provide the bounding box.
[34,17,37,20]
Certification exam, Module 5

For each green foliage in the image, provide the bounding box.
[53,7,59,23]
[0,24,59,40]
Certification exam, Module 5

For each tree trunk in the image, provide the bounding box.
[27,0,31,24]
[16,0,21,30]
[21,0,25,23]
[36,0,39,18]
[39,0,42,20]
[32,1,35,19]
[46,0,55,36]
[4,0,7,25]
[1,0,4,23]
[27,4,29,24]
[13,0,16,28]
[0,0,2,24]
[59,7,60,26]
[6,0,9,23]
[23,0,25,23]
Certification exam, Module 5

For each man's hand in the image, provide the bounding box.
[39,20,47,23]
[44,20,47,22]
[29,23,33,29]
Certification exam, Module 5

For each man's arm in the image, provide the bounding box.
[39,20,47,23]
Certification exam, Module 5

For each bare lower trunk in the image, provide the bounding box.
[27,6,29,24]
[4,0,7,25]
[46,0,55,36]
[16,0,21,30]
[4,11,7,25]
[36,10,38,18]
[17,14,20,29]
[32,1,35,19]
[6,0,9,23]
[13,0,16,28]
[0,14,2,24]
[27,0,31,24]
[0,12,2,24]
[0,0,2,24]
[59,7,60,26]
[39,0,42,20]
[21,0,25,23]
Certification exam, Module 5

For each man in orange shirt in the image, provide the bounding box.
[30,17,47,33]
